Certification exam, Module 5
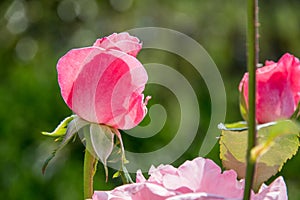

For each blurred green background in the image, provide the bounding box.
[1,0,300,199]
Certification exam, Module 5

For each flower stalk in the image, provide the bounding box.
[83,127,98,200]
[243,0,259,198]
[83,149,97,199]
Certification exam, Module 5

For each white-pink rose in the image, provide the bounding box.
[92,157,287,200]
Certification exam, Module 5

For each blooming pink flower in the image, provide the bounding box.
[92,157,287,200]
[57,32,149,130]
[239,53,300,123]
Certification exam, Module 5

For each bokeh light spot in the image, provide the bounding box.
[57,0,80,22]
[15,37,38,61]
[109,0,133,12]
[5,0,28,34]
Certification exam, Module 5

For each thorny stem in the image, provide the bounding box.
[243,0,259,199]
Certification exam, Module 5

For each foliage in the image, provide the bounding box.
[219,120,300,191]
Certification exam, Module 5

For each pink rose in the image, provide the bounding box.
[92,157,287,200]
[239,53,300,123]
[57,32,149,130]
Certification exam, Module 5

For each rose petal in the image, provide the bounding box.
[146,158,244,199]
[93,32,142,57]
[57,46,148,129]
[253,176,287,200]
[57,46,105,108]
[92,182,176,200]
[166,192,237,200]
[136,169,146,183]
[147,164,178,186]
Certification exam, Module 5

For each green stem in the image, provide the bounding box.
[83,149,97,199]
[243,0,259,199]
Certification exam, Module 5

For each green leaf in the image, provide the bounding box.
[42,115,76,137]
[219,120,300,191]
[218,121,248,131]
[112,171,121,179]
[291,101,300,120]
[42,116,89,174]
[112,166,133,184]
